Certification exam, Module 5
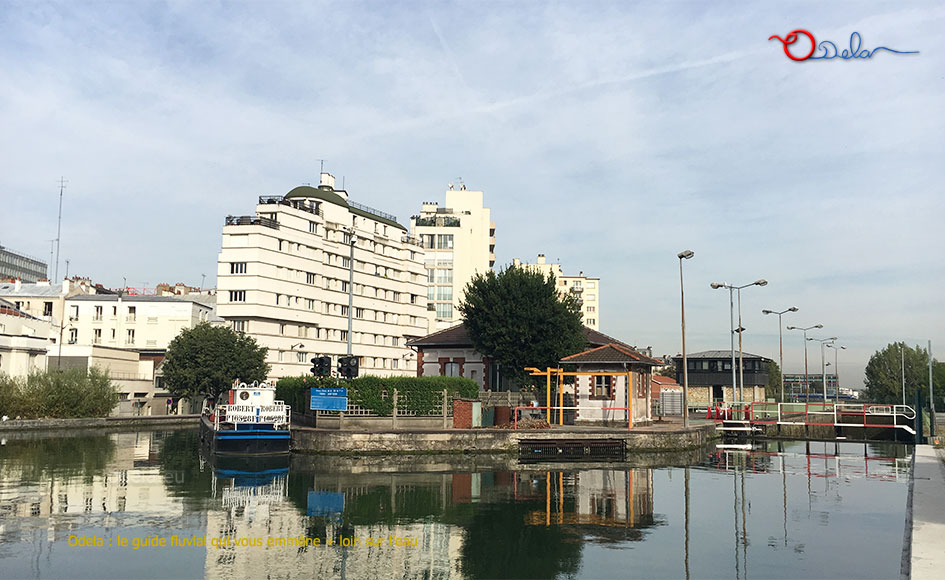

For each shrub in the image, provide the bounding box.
[0,368,120,419]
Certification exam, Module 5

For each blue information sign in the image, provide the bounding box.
[307,491,345,516]
[313,388,348,397]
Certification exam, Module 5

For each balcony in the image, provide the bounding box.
[224,215,279,229]
[125,315,136,322]
[258,196,323,217]
[413,216,460,227]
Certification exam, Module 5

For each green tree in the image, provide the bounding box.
[766,360,782,400]
[863,342,941,406]
[458,265,586,388]
[162,323,269,402]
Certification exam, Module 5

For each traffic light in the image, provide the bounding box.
[310,356,332,377]
[338,356,359,379]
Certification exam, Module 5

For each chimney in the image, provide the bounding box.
[14,278,21,292]
[537,254,546,265]
[62,279,70,294]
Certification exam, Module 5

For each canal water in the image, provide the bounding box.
[0,430,910,579]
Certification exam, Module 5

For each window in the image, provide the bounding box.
[426,269,435,283]
[309,221,317,234]
[436,286,453,301]
[69,305,79,320]
[392,337,400,347]
[340,305,349,316]
[307,272,316,284]
[341,256,351,269]
[355,308,365,319]
[436,234,454,249]
[93,329,102,344]
[297,351,307,363]
[586,306,596,312]
[232,320,247,333]
[339,330,348,342]
[229,291,246,302]
[392,359,399,369]
[435,303,453,319]
[112,306,117,316]
[444,362,460,377]
[277,350,284,362]
[276,293,282,305]
[307,299,315,310]
[435,269,453,284]
[587,318,596,325]
[427,286,436,300]
[127,306,136,321]
[44,302,53,316]
[586,294,596,301]
[592,375,614,399]
[421,234,435,249]
[280,324,287,336]
[68,328,78,344]
[111,329,116,340]
[126,329,135,345]
[230,262,247,274]
[587,281,596,288]
[94,306,103,321]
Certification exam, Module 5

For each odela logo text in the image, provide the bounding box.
[768,30,918,61]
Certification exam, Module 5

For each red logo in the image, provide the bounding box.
[768,29,816,61]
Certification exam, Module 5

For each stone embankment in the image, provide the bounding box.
[0,415,200,433]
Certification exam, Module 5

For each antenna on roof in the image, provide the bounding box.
[54,176,67,281]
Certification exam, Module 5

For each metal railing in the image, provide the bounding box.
[224,215,279,229]
[348,200,398,223]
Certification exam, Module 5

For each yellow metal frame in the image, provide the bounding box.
[525,366,636,429]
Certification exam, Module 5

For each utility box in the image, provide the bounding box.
[660,390,684,415]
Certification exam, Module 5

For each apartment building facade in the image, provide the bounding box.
[409,185,495,329]
[0,245,47,283]
[511,254,601,330]
[217,173,429,379]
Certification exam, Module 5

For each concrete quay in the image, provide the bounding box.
[291,418,718,455]
[907,445,945,579]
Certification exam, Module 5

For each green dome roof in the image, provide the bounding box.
[284,185,348,207]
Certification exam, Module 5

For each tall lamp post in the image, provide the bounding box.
[762,307,799,403]
[825,343,846,402]
[808,337,838,403]
[787,324,823,401]
[678,250,694,428]
[711,279,767,402]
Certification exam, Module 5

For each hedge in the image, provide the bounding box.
[276,375,480,416]
[0,368,121,419]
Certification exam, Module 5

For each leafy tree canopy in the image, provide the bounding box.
[656,359,676,379]
[162,322,269,401]
[863,342,944,408]
[458,265,586,387]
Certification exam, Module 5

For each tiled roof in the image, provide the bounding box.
[561,343,662,366]
[406,323,631,350]
[652,375,680,386]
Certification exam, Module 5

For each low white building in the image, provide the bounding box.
[0,298,50,377]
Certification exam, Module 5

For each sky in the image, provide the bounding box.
[1,1,943,389]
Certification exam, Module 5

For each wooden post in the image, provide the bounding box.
[392,388,398,430]
[627,371,634,430]
[558,369,564,426]
[442,389,448,429]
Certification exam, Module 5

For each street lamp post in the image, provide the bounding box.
[763,307,799,403]
[808,337,838,402]
[711,279,767,403]
[678,250,694,428]
[826,343,846,402]
[787,324,823,401]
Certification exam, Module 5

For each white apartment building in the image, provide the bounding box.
[217,173,429,379]
[409,184,495,329]
[511,254,601,330]
[0,278,97,343]
[63,295,213,351]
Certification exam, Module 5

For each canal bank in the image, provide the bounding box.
[291,419,717,455]
[908,445,945,579]
[0,414,200,433]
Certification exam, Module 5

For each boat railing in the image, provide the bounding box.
[213,401,291,430]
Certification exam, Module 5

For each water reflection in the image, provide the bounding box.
[0,431,914,579]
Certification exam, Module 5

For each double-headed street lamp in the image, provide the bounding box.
[762,307,799,403]
[711,279,767,403]
[808,337,838,402]
[787,324,823,401]
[678,250,694,428]
[826,343,846,402]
